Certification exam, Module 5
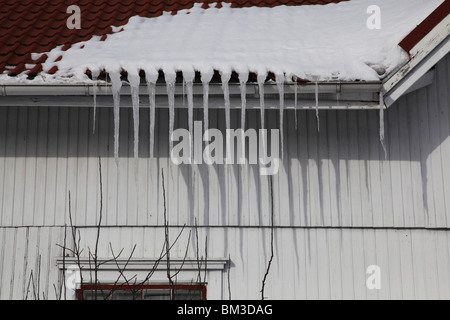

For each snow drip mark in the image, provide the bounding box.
[109,71,122,170]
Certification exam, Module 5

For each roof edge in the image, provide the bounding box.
[399,0,450,53]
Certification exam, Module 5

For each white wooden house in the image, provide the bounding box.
[0,0,449,300]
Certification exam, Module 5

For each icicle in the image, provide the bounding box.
[110,70,122,169]
[258,74,266,131]
[379,91,387,160]
[239,72,249,131]
[276,74,285,159]
[201,71,213,136]
[186,78,194,162]
[315,81,320,132]
[165,71,177,155]
[293,76,298,131]
[92,69,100,134]
[258,73,267,158]
[145,68,158,159]
[239,72,249,163]
[221,71,232,132]
[129,71,141,190]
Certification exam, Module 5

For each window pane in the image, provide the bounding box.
[112,290,142,300]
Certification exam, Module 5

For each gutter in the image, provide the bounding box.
[0,81,382,110]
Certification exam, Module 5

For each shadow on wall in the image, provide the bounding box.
[0,56,449,229]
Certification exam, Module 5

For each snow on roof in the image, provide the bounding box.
[0,0,347,78]
[0,0,445,84]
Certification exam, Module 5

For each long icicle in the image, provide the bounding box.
[201,71,214,139]
[165,71,177,156]
[315,81,320,132]
[293,76,298,131]
[379,90,387,160]
[145,68,158,159]
[276,74,285,159]
[129,71,141,190]
[221,71,232,162]
[109,70,122,170]
[258,73,267,158]
[92,69,100,134]
[239,72,249,163]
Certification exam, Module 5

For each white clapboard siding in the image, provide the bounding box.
[0,55,449,230]
[2,226,448,300]
[0,227,65,300]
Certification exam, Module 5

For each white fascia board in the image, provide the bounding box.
[383,14,450,108]
[0,81,382,110]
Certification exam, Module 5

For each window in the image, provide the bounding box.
[77,284,207,300]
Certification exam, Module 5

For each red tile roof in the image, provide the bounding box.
[0,0,347,78]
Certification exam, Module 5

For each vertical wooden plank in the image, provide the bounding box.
[307,111,321,226]
[398,230,415,299]
[387,230,403,299]
[326,111,340,227]
[387,105,405,227]
[423,230,440,299]
[340,228,355,299]
[318,112,332,226]
[426,79,447,228]
[305,229,319,299]
[357,112,373,227]
[417,88,436,227]
[54,108,69,226]
[12,228,27,299]
[367,110,384,227]
[351,229,366,300]
[363,229,378,300]
[436,231,450,299]
[86,107,100,227]
[336,111,352,227]
[435,55,450,228]
[22,107,38,226]
[374,229,391,299]
[316,229,330,299]
[117,107,130,226]
[12,107,28,226]
[405,93,426,227]
[327,229,343,299]
[411,230,427,299]
[2,107,18,226]
[44,108,59,226]
[0,229,15,298]
[34,108,50,226]
[348,111,363,227]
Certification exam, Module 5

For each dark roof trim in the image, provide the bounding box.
[399,0,450,53]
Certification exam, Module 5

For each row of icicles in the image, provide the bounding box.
[90,70,386,188]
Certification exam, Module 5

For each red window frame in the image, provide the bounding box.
[76,284,207,300]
